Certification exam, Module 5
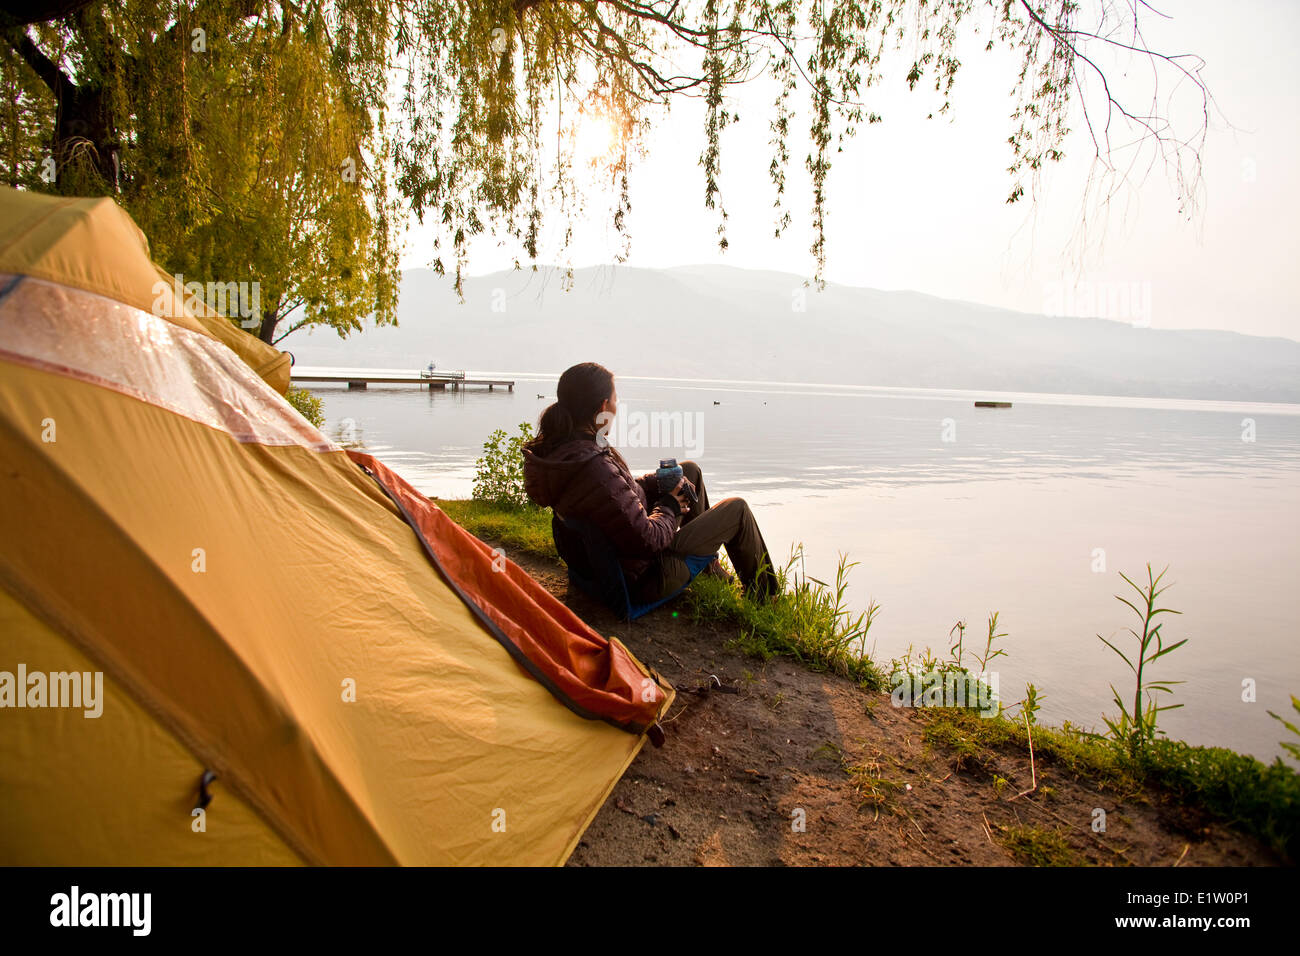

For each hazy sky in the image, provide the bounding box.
[399,0,1300,342]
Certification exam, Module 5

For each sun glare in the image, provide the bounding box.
[572,110,622,168]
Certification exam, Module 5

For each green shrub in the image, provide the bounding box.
[285,385,325,428]
[473,422,536,509]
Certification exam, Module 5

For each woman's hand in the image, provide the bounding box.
[670,477,693,515]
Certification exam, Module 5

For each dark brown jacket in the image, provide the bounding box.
[522,432,681,583]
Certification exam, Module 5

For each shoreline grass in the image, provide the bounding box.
[434,497,888,688]
[438,495,1299,863]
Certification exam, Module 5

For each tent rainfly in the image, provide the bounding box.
[0,187,673,865]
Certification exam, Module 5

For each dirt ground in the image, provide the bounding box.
[495,543,1279,867]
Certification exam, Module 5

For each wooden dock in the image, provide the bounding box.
[290,368,514,391]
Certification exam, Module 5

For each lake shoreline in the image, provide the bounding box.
[318,375,1297,761]
[442,498,1295,866]
[494,538,1284,867]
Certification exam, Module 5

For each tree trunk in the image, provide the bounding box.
[258,306,279,345]
[55,82,117,188]
[5,26,118,190]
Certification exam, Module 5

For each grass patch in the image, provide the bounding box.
[432,498,557,561]
[995,824,1080,866]
[919,707,1299,862]
[683,546,888,690]
[846,752,905,812]
[446,497,888,689]
[814,741,903,813]
[1139,738,1299,862]
[920,708,1138,794]
[919,710,1002,775]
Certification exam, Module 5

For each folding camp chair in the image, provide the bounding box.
[552,512,716,621]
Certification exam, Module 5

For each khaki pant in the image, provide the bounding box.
[631,460,780,603]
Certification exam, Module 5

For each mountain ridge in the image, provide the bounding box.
[281,264,1300,403]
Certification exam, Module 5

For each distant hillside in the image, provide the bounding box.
[280,264,1300,403]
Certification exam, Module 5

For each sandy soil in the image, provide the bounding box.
[495,544,1279,867]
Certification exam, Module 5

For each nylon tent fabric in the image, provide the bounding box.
[0,586,306,866]
[152,265,292,395]
[0,188,673,865]
[0,187,290,394]
[348,450,673,731]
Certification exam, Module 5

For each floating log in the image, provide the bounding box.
[974,401,1012,408]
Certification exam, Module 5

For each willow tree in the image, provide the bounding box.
[132,6,402,344]
[2,0,399,343]
[386,0,1214,287]
[5,1,1212,313]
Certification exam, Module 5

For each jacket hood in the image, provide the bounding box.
[521,435,608,508]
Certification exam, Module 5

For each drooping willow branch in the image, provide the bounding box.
[386,0,1214,289]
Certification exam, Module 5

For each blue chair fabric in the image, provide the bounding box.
[551,512,715,621]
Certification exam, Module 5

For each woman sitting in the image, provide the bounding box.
[521,362,781,606]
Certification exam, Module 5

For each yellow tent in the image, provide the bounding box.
[0,188,672,865]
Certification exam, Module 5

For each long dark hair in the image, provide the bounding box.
[525,362,614,455]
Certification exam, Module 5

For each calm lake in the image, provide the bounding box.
[299,368,1300,763]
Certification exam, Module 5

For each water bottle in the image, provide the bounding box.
[656,458,698,505]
